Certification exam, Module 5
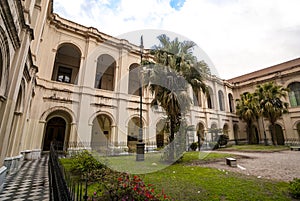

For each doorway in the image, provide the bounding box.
[43,117,66,151]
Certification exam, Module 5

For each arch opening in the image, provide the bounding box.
[127,117,143,152]
[94,54,116,91]
[91,114,113,152]
[43,117,67,151]
[51,43,81,84]
[269,124,285,145]
[156,119,169,148]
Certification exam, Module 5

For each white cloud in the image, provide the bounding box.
[53,0,300,79]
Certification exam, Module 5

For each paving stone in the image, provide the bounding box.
[0,155,49,200]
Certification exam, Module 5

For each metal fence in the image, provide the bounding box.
[49,143,90,201]
[66,141,158,155]
[49,143,72,201]
[285,138,300,146]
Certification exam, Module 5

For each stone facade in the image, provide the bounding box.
[228,58,300,145]
[0,0,39,191]
[0,0,299,192]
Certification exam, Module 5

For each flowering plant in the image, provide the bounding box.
[97,172,172,201]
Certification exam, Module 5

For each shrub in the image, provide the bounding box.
[289,178,300,199]
[190,142,198,151]
[70,150,105,179]
[218,135,229,146]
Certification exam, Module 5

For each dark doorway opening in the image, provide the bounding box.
[43,117,66,151]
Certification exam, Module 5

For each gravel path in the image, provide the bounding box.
[197,150,300,182]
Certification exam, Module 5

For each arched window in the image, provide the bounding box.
[288,82,300,107]
[128,63,141,95]
[228,93,234,113]
[193,91,202,107]
[218,90,225,111]
[51,43,81,84]
[0,27,10,96]
[207,87,214,109]
[13,78,25,114]
[95,54,116,91]
[15,84,24,113]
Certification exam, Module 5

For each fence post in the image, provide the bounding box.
[83,174,88,201]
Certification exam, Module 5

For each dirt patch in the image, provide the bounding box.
[190,150,300,182]
[188,154,250,166]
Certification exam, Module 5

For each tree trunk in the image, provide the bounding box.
[197,133,201,151]
[246,123,252,144]
[169,116,175,162]
[271,123,278,146]
[257,119,261,144]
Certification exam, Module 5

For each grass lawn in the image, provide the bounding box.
[60,151,292,200]
[140,152,290,200]
[93,152,169,174]
[141,165,290,201]
[90,151,233,174]
[218,144,290,152]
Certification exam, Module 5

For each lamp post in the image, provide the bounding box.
[136,35,145,161]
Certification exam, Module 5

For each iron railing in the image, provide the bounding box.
[285,138,300,146]
[49,143,72,201]
[49,143,97,201]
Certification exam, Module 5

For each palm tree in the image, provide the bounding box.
[144,34,208,161]
[146,64,190,161]
[254,82,289,145]
[152,34,207,95]
[235,92,259,144]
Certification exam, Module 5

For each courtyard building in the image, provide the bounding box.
[0,0,299,192]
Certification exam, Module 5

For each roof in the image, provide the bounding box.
[227,57,300,84]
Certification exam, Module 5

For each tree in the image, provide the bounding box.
[151,34,207,95]
[254,82,289,145]
[235,92,259,144]
[144,34,209,161]
[146,63,191,162]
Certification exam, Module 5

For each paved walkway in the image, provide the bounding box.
[0,155,49,201]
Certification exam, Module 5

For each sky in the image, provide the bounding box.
[53,0,300,79]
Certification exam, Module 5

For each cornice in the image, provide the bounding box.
[48,13,143,55]
[230,67,300,89]
[227,58,300,84]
